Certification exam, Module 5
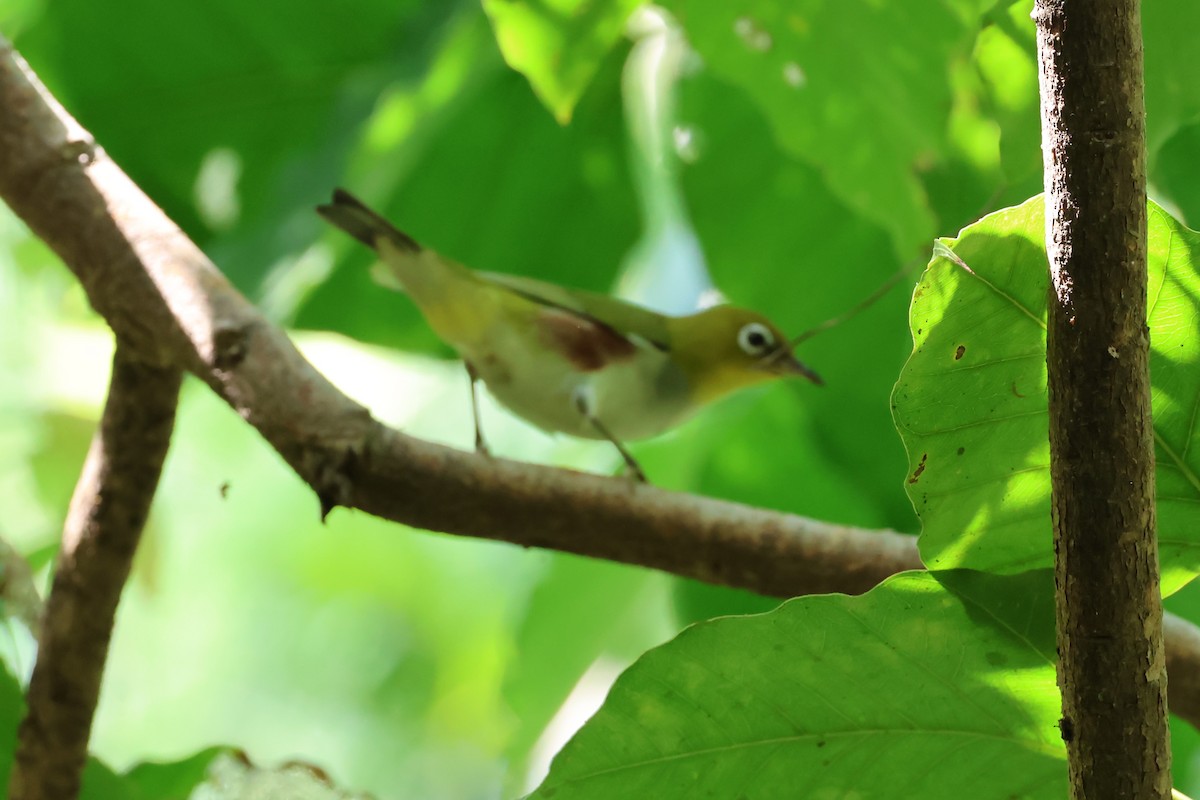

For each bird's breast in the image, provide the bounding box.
[465,332,692,442]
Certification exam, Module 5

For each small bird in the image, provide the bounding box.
[317,189,821,480]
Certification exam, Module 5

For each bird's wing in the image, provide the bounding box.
[318,190,672,366]
[478,272,672,352]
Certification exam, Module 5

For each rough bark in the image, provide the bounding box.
[1034,0,1170,797]
[9,351,181,800]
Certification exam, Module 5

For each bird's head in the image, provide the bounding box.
[669,305,822,406]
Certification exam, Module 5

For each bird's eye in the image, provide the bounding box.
[737,322,775,356]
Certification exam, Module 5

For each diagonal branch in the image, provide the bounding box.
[0,33,919,601]
[9,350,181,800]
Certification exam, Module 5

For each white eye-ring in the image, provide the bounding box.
[737,322,776,356]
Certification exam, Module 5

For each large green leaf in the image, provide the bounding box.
[299,25,640,355]
[668,0,988,255]
[530,571,1064,799]
[14,0,457,295]
[972,0,1200,223]
[893,196,1200,593]
[483,0,645,122]
[673,72,915,527]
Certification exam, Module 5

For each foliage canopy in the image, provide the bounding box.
[5,0,1200,797]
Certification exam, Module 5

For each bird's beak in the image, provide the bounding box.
[763,350,824,385]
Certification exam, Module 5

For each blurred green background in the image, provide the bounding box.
[4,0,1200,796]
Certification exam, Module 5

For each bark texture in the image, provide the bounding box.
[9,352,181,800]
[1034,0,1170,797]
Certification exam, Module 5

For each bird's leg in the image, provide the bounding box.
[592,418,648,483]
[465,362,490,457]
[572,389,647,483]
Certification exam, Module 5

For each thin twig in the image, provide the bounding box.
[787,259,917,349]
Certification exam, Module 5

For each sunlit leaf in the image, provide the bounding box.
[973,1,1040,185]
[531,571,1064,799]
[483,0,644,122]
[14,0,447,293]
[668,0,988,255]
[893,196,1200,593]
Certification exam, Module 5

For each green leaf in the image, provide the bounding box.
[673,72,915,527]
[0,664,23,790]
[1154,121,1200,230]
[530,571,1064,799]
[1144,0,1200,158]
[934,569,1057,663]
[482,0,644,123]
[970,0,1200,171]
[973,1,1041,185]
[670,579,780,627]
[299,39,640,354]
[893,195,1200,593]
[81,746,222,800]
[15,0,447,295]
[79,760,130,800]
[0,654,217,799]
[502,554,661,789]
[119,748,226,799]
[668,0,988,255]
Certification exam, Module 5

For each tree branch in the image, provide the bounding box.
[9,350,181,800]
[3,30,1200,787]
[0,33,919,600]
[1166,614,1200,730]
[1035,0,1169,796]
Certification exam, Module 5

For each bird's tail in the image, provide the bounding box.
[316,188,485,336]
[317,189,420,254]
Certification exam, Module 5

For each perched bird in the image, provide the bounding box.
[317,189,821,480]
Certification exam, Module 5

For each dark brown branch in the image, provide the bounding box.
[9,350,181,800]
[353,435,919,596]
[1034,0,1169,797]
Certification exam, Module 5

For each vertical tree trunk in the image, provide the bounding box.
[1034,0,1170,797]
